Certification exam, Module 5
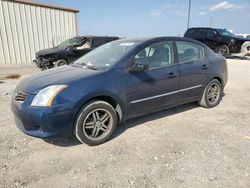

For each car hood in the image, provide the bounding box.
[35,46,68,57]
[36,47,60,57]
[16,66,101,94]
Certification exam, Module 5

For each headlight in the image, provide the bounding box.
[31,85,68,107]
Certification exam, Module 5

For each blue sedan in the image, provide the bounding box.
[11,37,228,145]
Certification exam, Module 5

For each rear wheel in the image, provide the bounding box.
[199,79,222,108]
[217,45,230,56]
[54,59,67,67]
[74,101,118,145]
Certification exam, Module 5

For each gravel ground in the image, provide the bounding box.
[0,59,250,188]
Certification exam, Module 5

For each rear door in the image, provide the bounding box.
[175,41,209,102]
[206,29,221,50]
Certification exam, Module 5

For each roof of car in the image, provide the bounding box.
[188,27,225,30]
[76,36,119,39]
[113,36,210,49]
[114,36,199,43]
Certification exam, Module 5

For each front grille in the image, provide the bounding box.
[15,92,28,102]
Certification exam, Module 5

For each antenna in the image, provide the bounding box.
[210,16,213,27]
[187,0,192,29]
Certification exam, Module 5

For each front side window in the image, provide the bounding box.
[57,37,85,49]
[176,42,205,63]
[132,41,174,70]
[216,29,235,37]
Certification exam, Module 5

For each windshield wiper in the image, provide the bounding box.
[86,65,98,70]
[74,62,98,70]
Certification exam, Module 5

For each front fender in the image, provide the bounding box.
[73,91,127,121]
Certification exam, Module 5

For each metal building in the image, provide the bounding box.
[0,0,79,65]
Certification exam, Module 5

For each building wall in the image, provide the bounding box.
[0,0,78,64]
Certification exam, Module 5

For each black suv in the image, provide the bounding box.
[34,36,119,70]
[184,27,250,56]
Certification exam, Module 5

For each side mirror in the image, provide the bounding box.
[128,62,148,73]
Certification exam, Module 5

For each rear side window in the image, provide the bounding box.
[185,28,207,37]
[92,38,107,48]
[207,29,218,38]
[106,38,117,43]
[176,42,206,63]
[185,29,197,37]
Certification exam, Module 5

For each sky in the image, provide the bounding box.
[37,0,250,37]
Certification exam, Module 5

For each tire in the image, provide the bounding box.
[54,59,67,67]
[241,42,250,57]
[217,45,230,56]
[199,79,223,108]
[74,101,118,145]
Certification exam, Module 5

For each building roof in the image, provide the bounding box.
[10,0,79,13]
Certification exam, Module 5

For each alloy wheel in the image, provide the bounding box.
[82,108,113,141]
[217,46,229,56]
[207,83,221,105]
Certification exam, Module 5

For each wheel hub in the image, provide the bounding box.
[83,109,113,140]
[207,83,220,105]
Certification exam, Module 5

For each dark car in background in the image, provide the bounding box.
[184,27,250,56]
[33,36,119,70]
[12,37,227,145]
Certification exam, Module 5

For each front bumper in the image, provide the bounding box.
[11,93,75,138]
[33,59,45,69]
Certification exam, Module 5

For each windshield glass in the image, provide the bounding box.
[74,40,138,70]
[57,37,85,49]
[216,29,235,37]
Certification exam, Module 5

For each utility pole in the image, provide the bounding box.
[210,16,213,27]
[187,0,192,29]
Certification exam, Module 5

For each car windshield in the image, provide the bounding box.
[216,29,235,37]
[57,37,85,49]
[74,40,138,70]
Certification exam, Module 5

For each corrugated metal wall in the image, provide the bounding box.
[0,0,78,64]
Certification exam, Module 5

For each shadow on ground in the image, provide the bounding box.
[112,102,198,140]
[43,102,198,147]
[43,135,80,147]
[226,55,250,60]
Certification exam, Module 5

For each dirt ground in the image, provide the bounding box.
[0,59,250,188]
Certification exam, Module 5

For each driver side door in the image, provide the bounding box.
[125,40,179,118]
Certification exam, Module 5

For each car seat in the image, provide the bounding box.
[183,48,197,61]
[149,46,169,68]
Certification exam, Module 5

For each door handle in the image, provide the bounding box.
[202,64,209,70]
[168,72,177,78]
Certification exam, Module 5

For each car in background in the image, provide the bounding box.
[184,27,250,56]
[12,37,228,145]
[33,36,119,70]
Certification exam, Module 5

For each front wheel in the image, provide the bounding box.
[199,79,223,108]
[217,45,230,56]
[54,59,67,67]
[74,101,118,145]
